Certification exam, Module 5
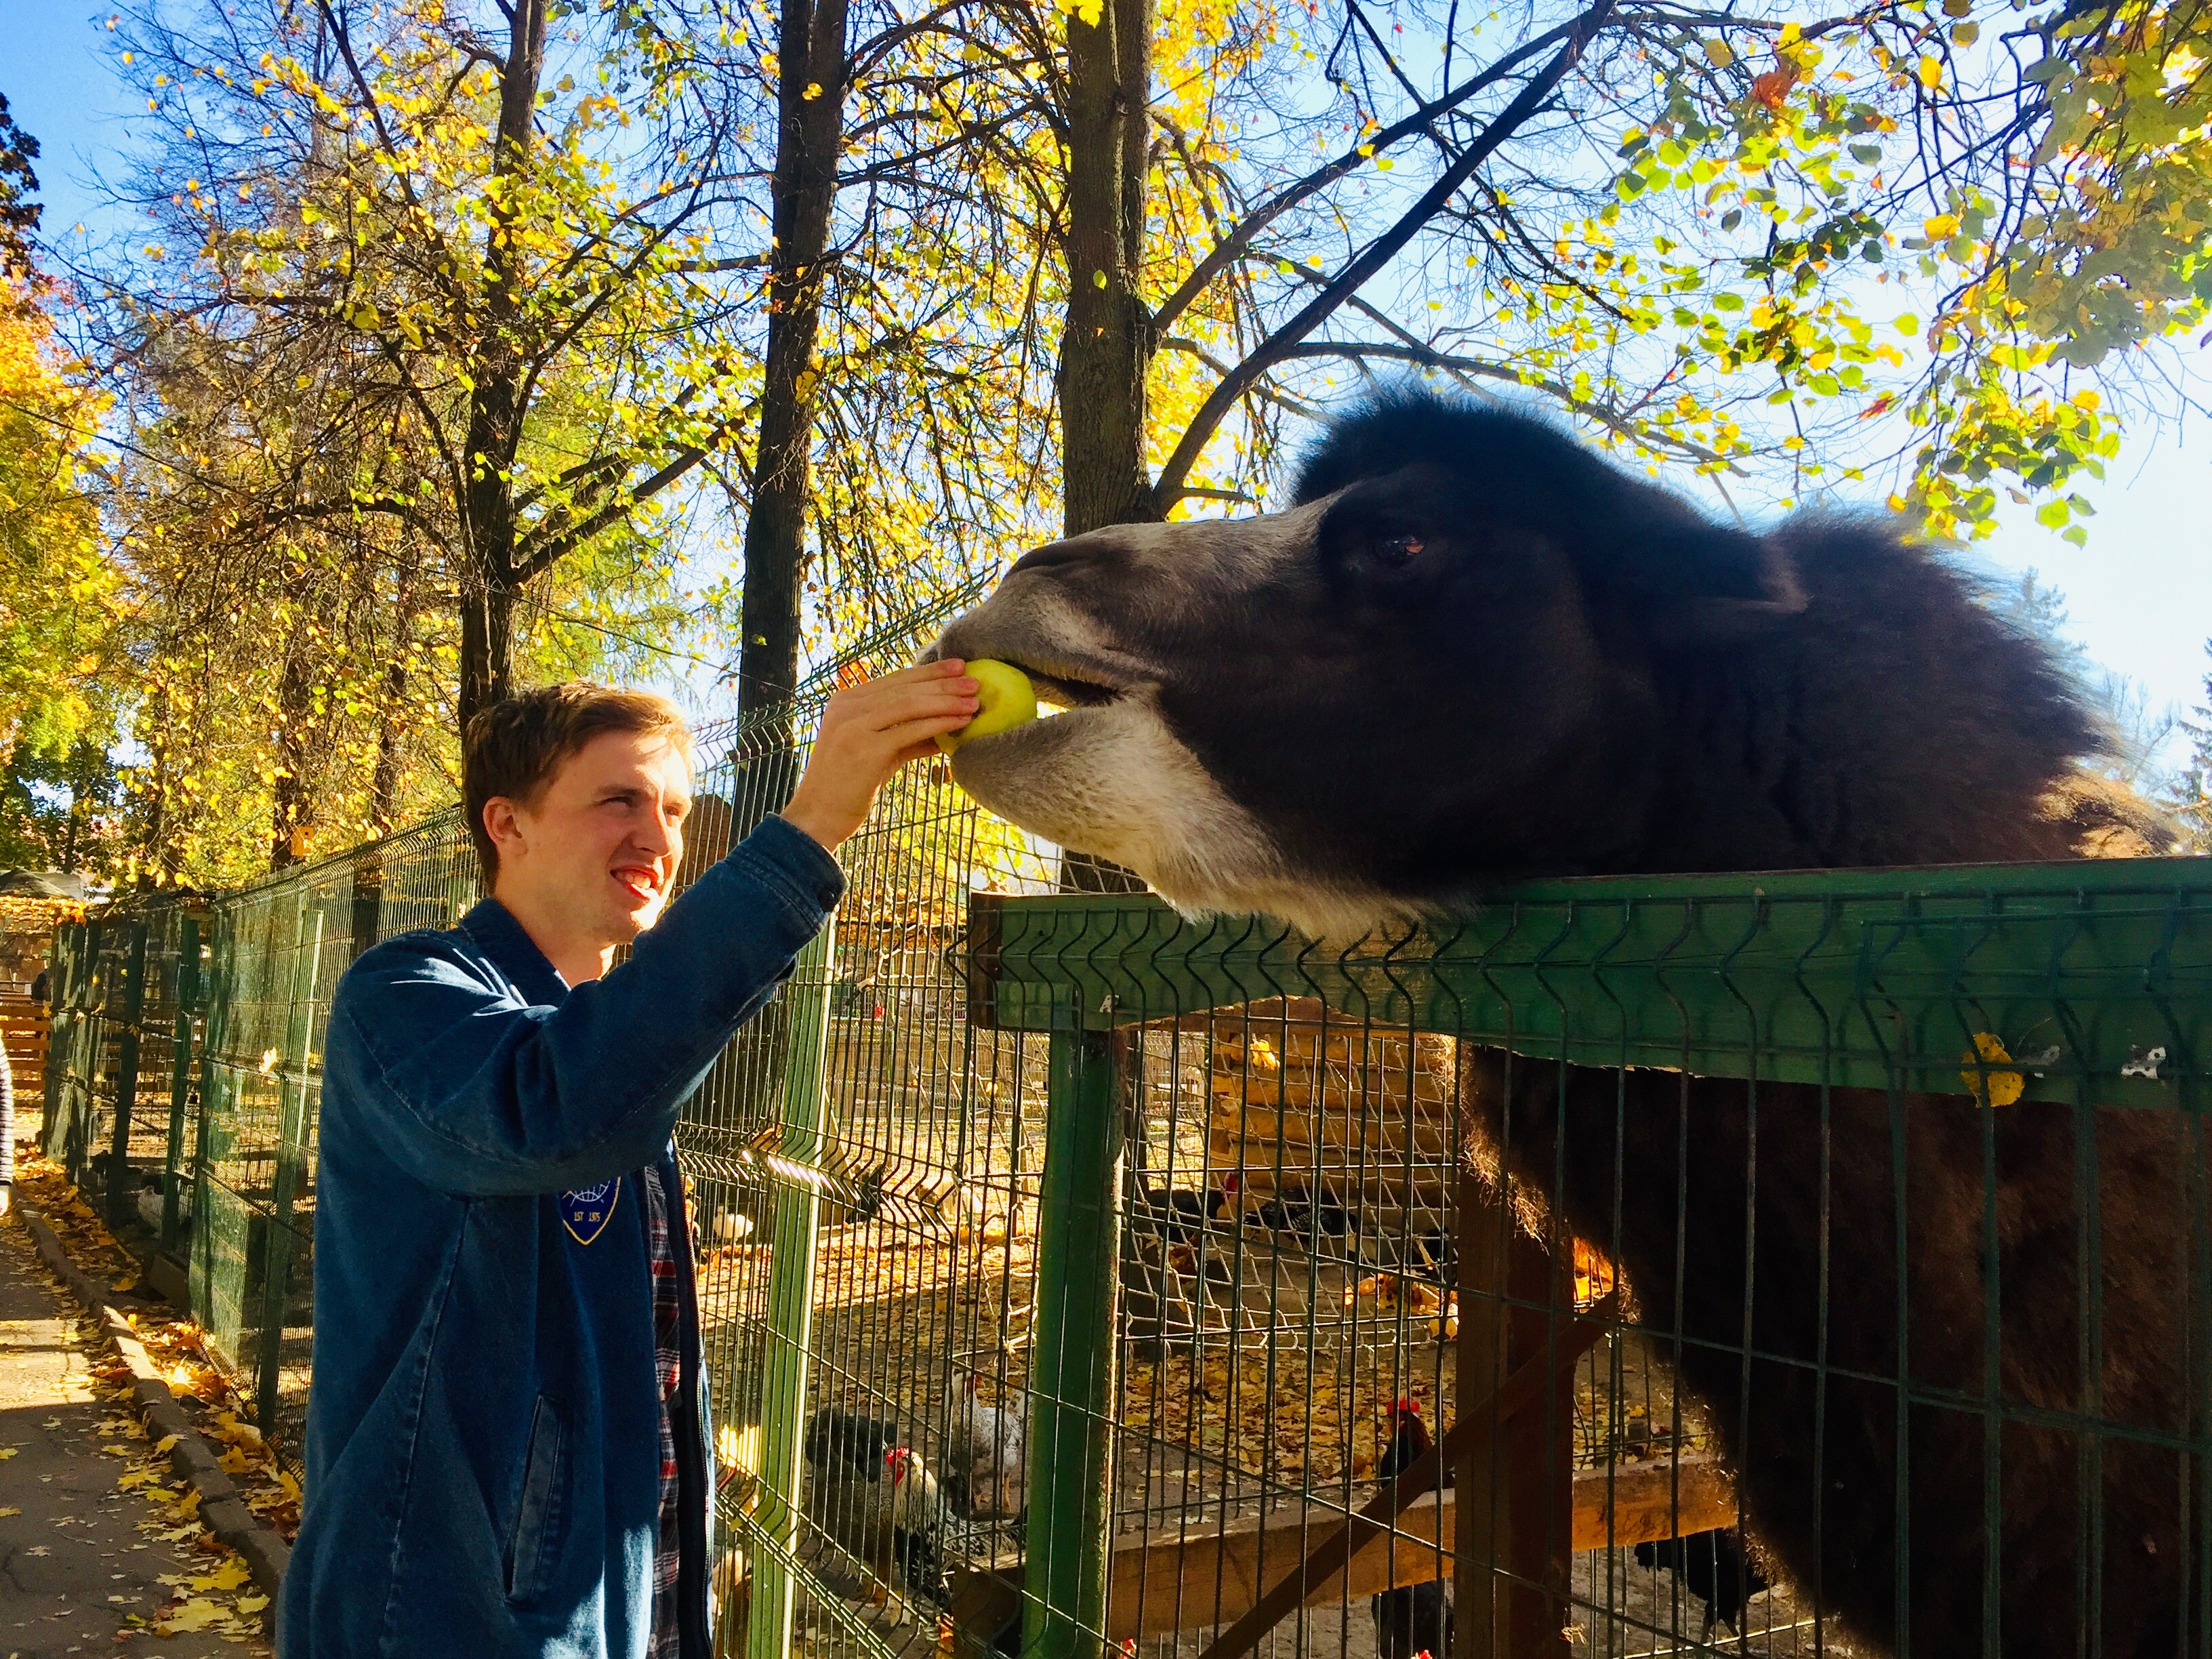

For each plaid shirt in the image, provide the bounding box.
[642,1164,685,1658]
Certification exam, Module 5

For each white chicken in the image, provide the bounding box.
[947,1374,1027,1521]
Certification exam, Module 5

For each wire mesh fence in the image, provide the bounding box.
[37,586,2212,1659]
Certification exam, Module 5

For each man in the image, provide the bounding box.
[279,662,981,1658]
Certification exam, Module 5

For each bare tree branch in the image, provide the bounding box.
[1147,13,1593,337]
[1150,0,1622,512]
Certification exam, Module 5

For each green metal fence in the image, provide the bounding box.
[41,604,2212,1659]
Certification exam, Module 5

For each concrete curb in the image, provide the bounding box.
[18,1204,291,1602]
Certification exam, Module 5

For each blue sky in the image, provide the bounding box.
[9,1,2207,739]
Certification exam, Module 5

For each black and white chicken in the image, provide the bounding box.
[802,1408,947,1622]
[1371,1399,1453,1659]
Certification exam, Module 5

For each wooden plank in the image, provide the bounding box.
[951,1458,1735,1643]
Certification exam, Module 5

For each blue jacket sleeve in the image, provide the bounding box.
[325,815,843,1197]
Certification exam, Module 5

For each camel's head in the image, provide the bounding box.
[928,394,1816,933]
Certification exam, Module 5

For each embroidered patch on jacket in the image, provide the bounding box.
[559,1179,621,1245]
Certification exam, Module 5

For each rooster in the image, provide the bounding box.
[1224,1172,1352,1240]
[802,1411,947,1623]
[1634,1528,1767,1637]
[1130,1176,1231,1246]
[1371,1399,1453,1659]
[947,1374,1027,1520]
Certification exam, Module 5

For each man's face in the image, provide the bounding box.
[488,729,692,956]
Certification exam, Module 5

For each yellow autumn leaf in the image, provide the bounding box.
[0,1505,18,1516]
[1918,54,1944,90]
[165,1597,226,1632]
[207,1557,253,1591]
[1704,39,1735,68]
[1962,1032,2026,1107]
[153,1432,181,1454]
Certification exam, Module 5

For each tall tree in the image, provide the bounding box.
[1059,0,1158,538]
[737,0,854,720]
[77,0,770,735]
[0,274,122,876]
[0,91,41,283]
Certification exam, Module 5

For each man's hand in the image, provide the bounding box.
[779,660,979,853]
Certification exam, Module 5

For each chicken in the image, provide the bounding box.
[1633,1528,1768,1637]
[947,1374,1027,1520]
[1224,1172,1352,1240]
[802,1409,946,1622]
[1371,1399,1453,1659]
[884,1446,949,1616]
[1130,1176,1231,1246]
[804,1406,900,1479]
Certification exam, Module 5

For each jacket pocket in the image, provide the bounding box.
[506,1395,567,1605]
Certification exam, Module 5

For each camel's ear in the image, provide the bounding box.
[1635,529,1807,643]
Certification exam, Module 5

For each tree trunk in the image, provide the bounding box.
[370,567,422,834]
[132,728,173,889]
[1059,0,1154,894]
[737,0,853,726]
[457,573,516,737]
[268,635,319,871]
[1059,0,1157,539]
[454,1,548,740]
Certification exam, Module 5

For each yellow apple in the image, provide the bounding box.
[937,659,1040,753]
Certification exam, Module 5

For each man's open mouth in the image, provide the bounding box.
[613,869,660,904]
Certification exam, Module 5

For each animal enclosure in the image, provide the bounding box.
[38,586,2212,1659]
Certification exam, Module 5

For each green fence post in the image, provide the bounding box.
[39,920,75,1153]
[1022,1021,1126,1659]
[188,909,235,1335]
[106,917,149,1232]
[255,890,325,1436]
[45,917,98,1170]
[47,917,89,1170]
[747,924,838,1659]
[161,913,202,1259]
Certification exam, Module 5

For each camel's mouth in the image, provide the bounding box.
[1010,662,1122,711]
[922,638,1129,716]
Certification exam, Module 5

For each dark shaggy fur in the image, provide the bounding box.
[1274,393,2102,884]
[1298,396,2179,1656]
[938,390,2182,1654]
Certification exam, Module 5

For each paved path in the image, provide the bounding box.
[0,1214,270,1657]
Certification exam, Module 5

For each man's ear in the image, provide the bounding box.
[483,797,526,871]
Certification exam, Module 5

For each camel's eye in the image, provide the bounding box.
[1372,533,1425,567]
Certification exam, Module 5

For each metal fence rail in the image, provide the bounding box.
[40,617,2212,1659]
[966,867,2212,1659]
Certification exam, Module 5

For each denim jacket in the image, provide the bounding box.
[279,815,843,1659]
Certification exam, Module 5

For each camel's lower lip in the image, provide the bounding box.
[947,699,1105,755]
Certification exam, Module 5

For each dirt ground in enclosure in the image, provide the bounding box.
[698,1203,1862,1659]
